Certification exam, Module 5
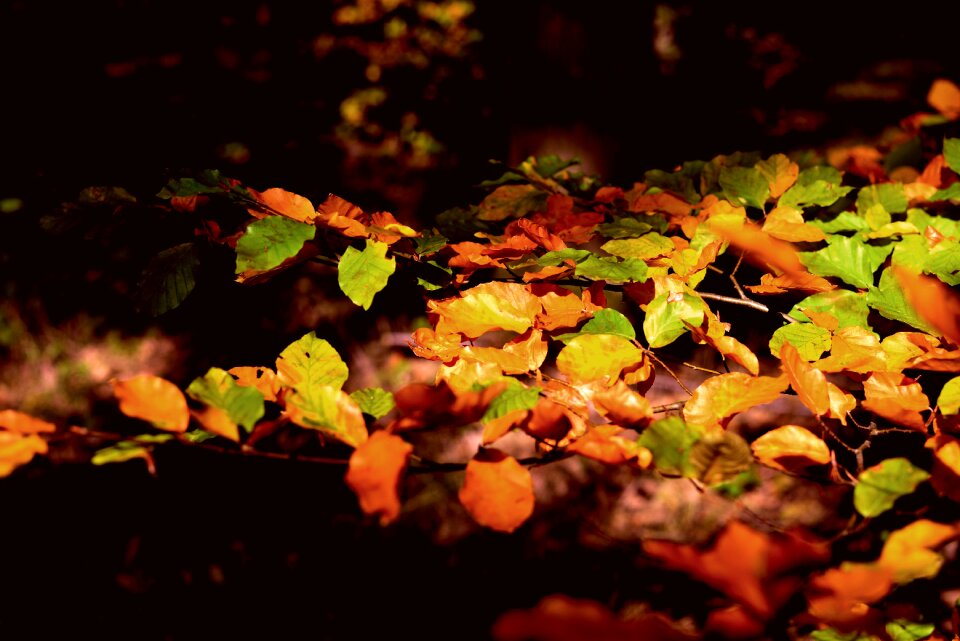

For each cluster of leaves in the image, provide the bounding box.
[7,80,960,639]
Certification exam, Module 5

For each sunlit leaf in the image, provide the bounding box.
[556,308,635,344]
[408,327,463,362]
[568,425,651,466]
[256,187,316,222]
[683,373,788,429]
[228,366,280,402]
[762,206,825,242]
[337,239,396,310]
[284,385,367,447]
[789,290,870,330]
[752,425,830,472]
[601,233,675,260]
[642,292,706,348]
[856,183,908,216]
[574,255,648,283]
[885,620,935,641]
[638,416,704,476]
[719,166,769,209]
[459,449,535,533]
[430,281,541,338]
[877,519,959,584]
[345,431,412,525]
[939,377,960,415]
[928,79,960,119]
[769,322,832,361]
[191,405,239,442]
[112,374,189,432]
[187,367,265,432]
[276,332,349,391]
[482,385,541,423]
[867,268,939,335]
[591,380,653,427]
[893,267,960,344]
[525,397,575,441]
[779,165,853,209]
[90,440,151,469]
[0,431,48,478]
[349,388,395,419]
[235,216,316,281]
[0,410,56,434]
[854,457,929,518]
[862,371,929,431]
[556,334,644,385]
[799,235,892,290]
[780,343,854,423]
[806,565,892,627]
[756,154,799,198]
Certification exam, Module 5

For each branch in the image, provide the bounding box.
[697,292,769,313]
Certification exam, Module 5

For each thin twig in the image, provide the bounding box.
[643,349,693,396]
[697,292,769,313]
[651,401,686,414]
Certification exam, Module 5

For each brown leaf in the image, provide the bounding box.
[459,449,535,533]
[315,193,368,237]
[746,272,836,295]
[0,409,56,434]
[532,283,604,331]
[525,397,575,441]
[345,431,413,525]
[683,373,788,429]
[112,374,189,432]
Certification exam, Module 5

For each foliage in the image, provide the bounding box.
[6,79,960,639]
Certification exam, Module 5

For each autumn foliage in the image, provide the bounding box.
[7,79,960,640]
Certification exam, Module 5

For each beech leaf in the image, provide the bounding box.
[276,332,349,391]
[345,431,412,525]
[187,367,265,432]
[642,292,706,348]
[430,281,542,338]
[235,216,316,280]
[459,449,535,533]
[638,416,704,476]
[769,322,832,361]
[854,457,929,518]
[556,334,644,385]
[349,388,396,419]
[337,239,396,310]
[799,236,892,290]
[683,373,788,429]
[136,243,200,316]
[112,375,189,433]
[752,425,830,472]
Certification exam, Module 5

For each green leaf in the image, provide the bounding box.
[931,183,960,202]
[938,377,960,415]
[477,184,547,221]
[158,171,227,198]
[91,441,151,466]
[789,290,870,329]
[187,367,265,432]
[779,166,852,209]
[854,457,929,518]
[687,431,753,484]
[556,308,636,344]
[644,163,702,203]
[276,332,349,391]
[575,256,648,283]
[413,260,453,291]
[602,233,675,260]
[867,268,939,335]
[925,239,960,285]
[906,208,960,238]
[642,292,706,348]
[891,235,930,272]
[769,323,833,360]
[862,203,891,231]
[596,215,667,238]
[944,137,960,173]
[638,417,704,476]
[811,629,875,641]
[482,385,541,422]
[884,136,922,173]
[856,183,908,216]
[799,235,892,289]
[136,243,200,316]
[523,154,580,178]
[414,230,448,256]
[538,249,591,266]
[809,211,872,234]
[338,239,396,310]
[886,620,935,641]
[719,166,769,209]
[235,216,315,277]
[349,388,396,419]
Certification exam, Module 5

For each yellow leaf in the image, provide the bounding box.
[284,386,368,447]
[568,425,651,466]
[228,366,280,402]
[345,431,413,525]
[556,334,644,386]
[878,519,960,584]
[459,449,535,533]
[781,343,853,424]
[191,406,240,442]
[0,431,48,478]
[591,380,653,427]
[430,281,542,338]
[683,372,788,429]
[0,409,56,434]
[814,327,886,374]
[460,329,548,375]
[757,154,800,198]
[437,359,506,394]
[751,425,830,472]
[112,374,190,432]
[762,206,825,242]
[862,371,929,431]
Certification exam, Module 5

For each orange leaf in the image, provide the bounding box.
[688,309,759,375]
[567,425,651,466]
[814,327,886,374]
[525,397,574,441]
[112,374,189,432]
[711,220,808,279]
[751,425,830,472]
[482,409,529,445]
[368,211,417,244]
[928,78,960,119]
[761,206,825,243]
[255,187,316,223]
[746,272,836,294]
[515,217,566,251]
[862,371,929,431]
[0,409,56,434]
[532,283,604,331]
[877,519,960,584]
[631,192,695,217]
[228,366,280,402]
[408,327,463,362]
[758,154,800,198]
[461,329,548,375]
[430,281,542,338]
[345,431,413,525]
[0,431,48,478]
[459,449,535,533]
[492,595,699,641]
[806,565,892,627]
[591,380,653,427]
[192,406,240,442]
[928,435,960,501]
[315,193,368,237]
[683,373,788,429]
[781,343,854,424]
[893,267,960,346]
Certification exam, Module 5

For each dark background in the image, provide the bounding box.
[2,2,959,639]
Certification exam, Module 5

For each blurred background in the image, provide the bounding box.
[1,1,958,638]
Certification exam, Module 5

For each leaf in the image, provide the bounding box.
[799,236,892,290]
[929,79,960,119]
[939,377,960,415]
[638,416,704,476]
[256,187,316,222]
[414,230,447,256]
[525,398,576,441]
[187,367,265,432]
[478,184,547,221]
[458,449,535,533]
[893,267,960,345]
[430,282,542,338]
[687,430,753,484]
[574,255,648,283]
[769,322,832,361]
[276,332,349,391]
[867,268,939,334]
[861,371,929,431]
[810,211,872,234]
[806,565,893,627]
[556,334,644,385]
[789,290,870,329]
[345,431,412,525]
[752,425,830,472]
[349,388,395,419]
[885,621,935,641]
[596,217,663,239]
[90,441,151,468]
[191,406,239,442]
[235,216,316,281]
[556,308,636,343]
[762,206,826,242]
[591,380,653,427]
[482,385,541,423]
[780,343,855,423]
[683,373,789,429]
[944,138,960,173]
[756,154,799,198]
[877,519,959,584]
[854,457,929,518]
[492,595,699,641]
[337,239,396,310]
[855,183,908,216]
[0,410,56,434]
[0,431,48,478]
[719,166,770,209]
[537,249,590,266]
[601,233,675,260]
[284,385,368,447]
[112,375,189,432]
[228,366,280,402]
[642,292,706,348]
[779,166,853,209]
[136,243,200,316]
